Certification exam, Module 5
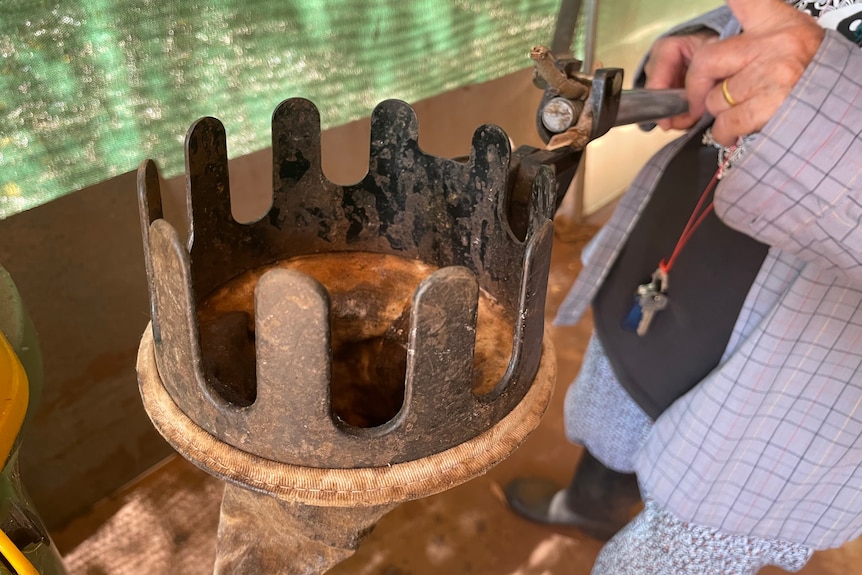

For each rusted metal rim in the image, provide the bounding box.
[138,98,559,467]
[137,324,555,508]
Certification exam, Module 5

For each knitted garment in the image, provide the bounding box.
[563,335,652,473]
[591,500,813,575]
[564,337,814,574]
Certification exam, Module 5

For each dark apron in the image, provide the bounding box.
[592,128,769,419]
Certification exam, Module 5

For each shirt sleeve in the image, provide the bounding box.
[715,30,862,285]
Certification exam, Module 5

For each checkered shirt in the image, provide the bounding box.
[555,9,862,548]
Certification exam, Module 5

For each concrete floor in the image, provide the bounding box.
[53,218,862,575]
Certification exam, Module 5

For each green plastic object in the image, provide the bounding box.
[0,0,563,219]
[0,267,67,575]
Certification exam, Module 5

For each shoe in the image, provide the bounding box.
[504,476,624,541]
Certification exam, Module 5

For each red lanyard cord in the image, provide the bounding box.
[658,160,728,275]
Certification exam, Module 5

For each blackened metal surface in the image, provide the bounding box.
[550,0,583,56]
[587,68,624,142]
[137,160,164,340]
[509,145,582,240]
[533,60,624,149]
[139,99,558,467]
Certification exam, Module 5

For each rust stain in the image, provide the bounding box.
[198,252,514,426]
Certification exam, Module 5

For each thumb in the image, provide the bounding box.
[726,0,793,32]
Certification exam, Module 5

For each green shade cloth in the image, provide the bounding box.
[0,0,565,219]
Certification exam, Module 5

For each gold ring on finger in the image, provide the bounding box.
[721,79,737,107]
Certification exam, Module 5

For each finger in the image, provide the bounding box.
[705,76,741,116]
[645,68,683,91]
[644,39,686,90]
[655,112,700,132]
[666,114,699,131]
[709,95,780,146]
[704,52,812,120]
[645,31,722,88]
[656,115,696,132]
[684,35,754,119]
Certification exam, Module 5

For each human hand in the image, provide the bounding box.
[644,29,719,130]
[685,0,825,146]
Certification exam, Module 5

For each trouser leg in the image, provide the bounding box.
[563,334,652,474]
[590,500,813,575]
[504,334,648,539]
[561,450,642,537]
[503,449,642,540]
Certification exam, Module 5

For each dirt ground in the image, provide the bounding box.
[52,223,862,575]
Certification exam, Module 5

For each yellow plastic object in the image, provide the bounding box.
[0,330,38,575]
[0,528,38,575]
[0,330,27,468]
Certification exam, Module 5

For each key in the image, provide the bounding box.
[635,267,668,298]
[622,266,670,335]
[636,291,668,336]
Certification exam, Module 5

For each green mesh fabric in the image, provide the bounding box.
[0,0,564,219]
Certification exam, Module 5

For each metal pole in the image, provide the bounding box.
[568,0,598,224]
[581,0,599,71]
[550,0,582,57]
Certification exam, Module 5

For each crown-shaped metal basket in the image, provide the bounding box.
[137,98,557,470]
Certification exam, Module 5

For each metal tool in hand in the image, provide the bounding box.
[508,47,692,222]
[540,87,689,142]
[530,46,689,150]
